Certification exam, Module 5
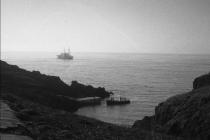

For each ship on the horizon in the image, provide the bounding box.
[57,48,73,60]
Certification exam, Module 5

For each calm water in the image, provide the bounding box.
[2,52,210,126]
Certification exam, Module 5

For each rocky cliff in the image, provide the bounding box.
[133,73,210,140]
[0,60,112,111]
[193,72,210,89]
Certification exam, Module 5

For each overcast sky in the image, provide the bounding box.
[1,0,210,53]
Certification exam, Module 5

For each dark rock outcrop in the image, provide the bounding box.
[133,73,210,140]
[132,116,154,131]
[70,81,112,98]
[193,72,210,89]
[0,60,112,112]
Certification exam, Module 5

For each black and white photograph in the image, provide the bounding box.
[1,0,210,139]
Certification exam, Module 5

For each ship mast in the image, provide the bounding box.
[68,48,70,54]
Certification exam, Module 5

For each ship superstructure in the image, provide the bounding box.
[57,48,73,60]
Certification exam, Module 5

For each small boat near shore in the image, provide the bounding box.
[106,97,130,106]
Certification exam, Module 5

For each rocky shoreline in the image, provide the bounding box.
[1,92,183,140]
[133,72,210,140]
[1,60,209,140]
[1,60,112,112]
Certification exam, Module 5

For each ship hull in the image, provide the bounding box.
[57,55,73,60]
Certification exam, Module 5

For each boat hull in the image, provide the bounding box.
[57,55,73,60]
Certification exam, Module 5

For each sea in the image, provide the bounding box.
[2,52,210,126]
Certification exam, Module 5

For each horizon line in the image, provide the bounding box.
[1,50,210,55]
